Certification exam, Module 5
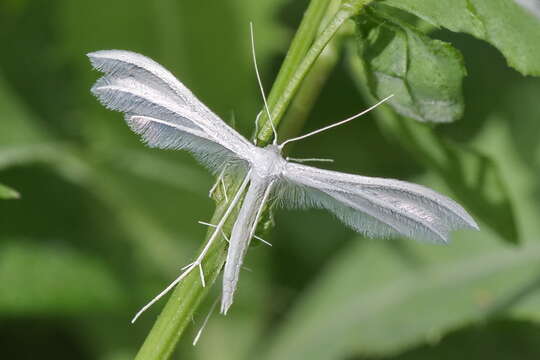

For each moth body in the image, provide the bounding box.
[248,144,286,179]
[222,175,273,314]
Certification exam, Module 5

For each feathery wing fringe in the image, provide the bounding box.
[87,49,251,172]
[279,162,478,243]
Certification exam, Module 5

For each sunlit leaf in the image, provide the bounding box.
[0,182,19,199]
[515,0,540,19]
[354,6,466,123]
[347,53,519,244]
[381,0,540,76]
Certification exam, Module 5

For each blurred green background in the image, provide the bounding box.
[2,0,540,359]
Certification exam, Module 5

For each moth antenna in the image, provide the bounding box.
[279,95,394,149]
[250,22,278,145]
[193,298,219,346]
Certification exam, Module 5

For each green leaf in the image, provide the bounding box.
[381,0,540,76]
[347,52,519,244]
[261,230,540,360]
[354,7,466,123]
[0,240,124,315]
[0,182,19,199]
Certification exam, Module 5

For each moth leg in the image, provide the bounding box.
[228,110,236,129]
[253,234,271,247]
[131,262,198,323]
[208,166,226,198]
[198,264,206,287]
[198,221,230,243]
[192,298,219,346]
[253,111,263,144]
[209,164,230,202]
[199,220,271,246]
[220,177,229,203]
[181,262,195,271]
[131,171,252,323]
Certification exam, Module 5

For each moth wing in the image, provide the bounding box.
[279,162,478,243]
[88,49,253,172]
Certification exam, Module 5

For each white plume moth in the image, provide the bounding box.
[87,29,478,324]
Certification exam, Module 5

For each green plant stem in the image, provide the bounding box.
[257,0,374,144]
[134,1,373,359]
[278,22,349,146]
[253,0,332,144]
[134,199,234,360]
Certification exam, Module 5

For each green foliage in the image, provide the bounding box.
[348,53,518,243]
[385,320,540,360]
[0,240,124,315]
[381,0,540,76]
[0,183,19,199]
[261,233,540,359]
[355,6,466,123]
[1,0,540,359]
[0,72,46,145]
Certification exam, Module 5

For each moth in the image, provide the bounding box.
[88,40,478,322]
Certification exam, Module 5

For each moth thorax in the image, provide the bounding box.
[250,144,286,179]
